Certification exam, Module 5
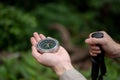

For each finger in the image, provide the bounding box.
[85,38,93,44]
[89,48,101,56]
[32,46,42,61]
[89,51,97,56]
[57,46,68,55]
[39,34,46,39]
[91,50,101,54]
[47,36,52,38]
[30,37,37,46]
[33,32,41,42]
[85,37,101,45]
[90,45,100,51]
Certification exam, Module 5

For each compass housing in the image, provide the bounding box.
[36,37,59,53]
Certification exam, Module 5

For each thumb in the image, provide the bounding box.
[32,46,42,60]
[85,38,103,45]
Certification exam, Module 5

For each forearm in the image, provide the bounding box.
[116,43,120,57]
[53,62,74,76]
[59,69,87,80]
[53,63,87,80]
[111,43,120,58]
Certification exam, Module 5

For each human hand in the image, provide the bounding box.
[85,31,120,58]
[30,32,74,76]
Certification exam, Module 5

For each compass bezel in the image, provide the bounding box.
[36,37,59,53]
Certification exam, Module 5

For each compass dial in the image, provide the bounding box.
[36,38,59,53]
[39,39,56,49]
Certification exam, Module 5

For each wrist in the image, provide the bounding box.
[53,62,74,76]
[110,43,120,58]
[115,43,120,58]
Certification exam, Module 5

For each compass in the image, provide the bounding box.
[36,37,59,53]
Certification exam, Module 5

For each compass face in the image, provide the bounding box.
[36,38,59,53]
[39,39,56,49]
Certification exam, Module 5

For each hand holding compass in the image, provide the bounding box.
[31,32,74,76]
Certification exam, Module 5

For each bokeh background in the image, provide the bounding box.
[0,0,120,80]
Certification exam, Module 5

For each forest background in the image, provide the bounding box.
[0,0,120,80]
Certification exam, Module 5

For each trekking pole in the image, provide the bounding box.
[91,32,107,80]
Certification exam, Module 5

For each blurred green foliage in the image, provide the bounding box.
[0,0,120,80]
[0,4,37,51]
[0,53,58,80]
